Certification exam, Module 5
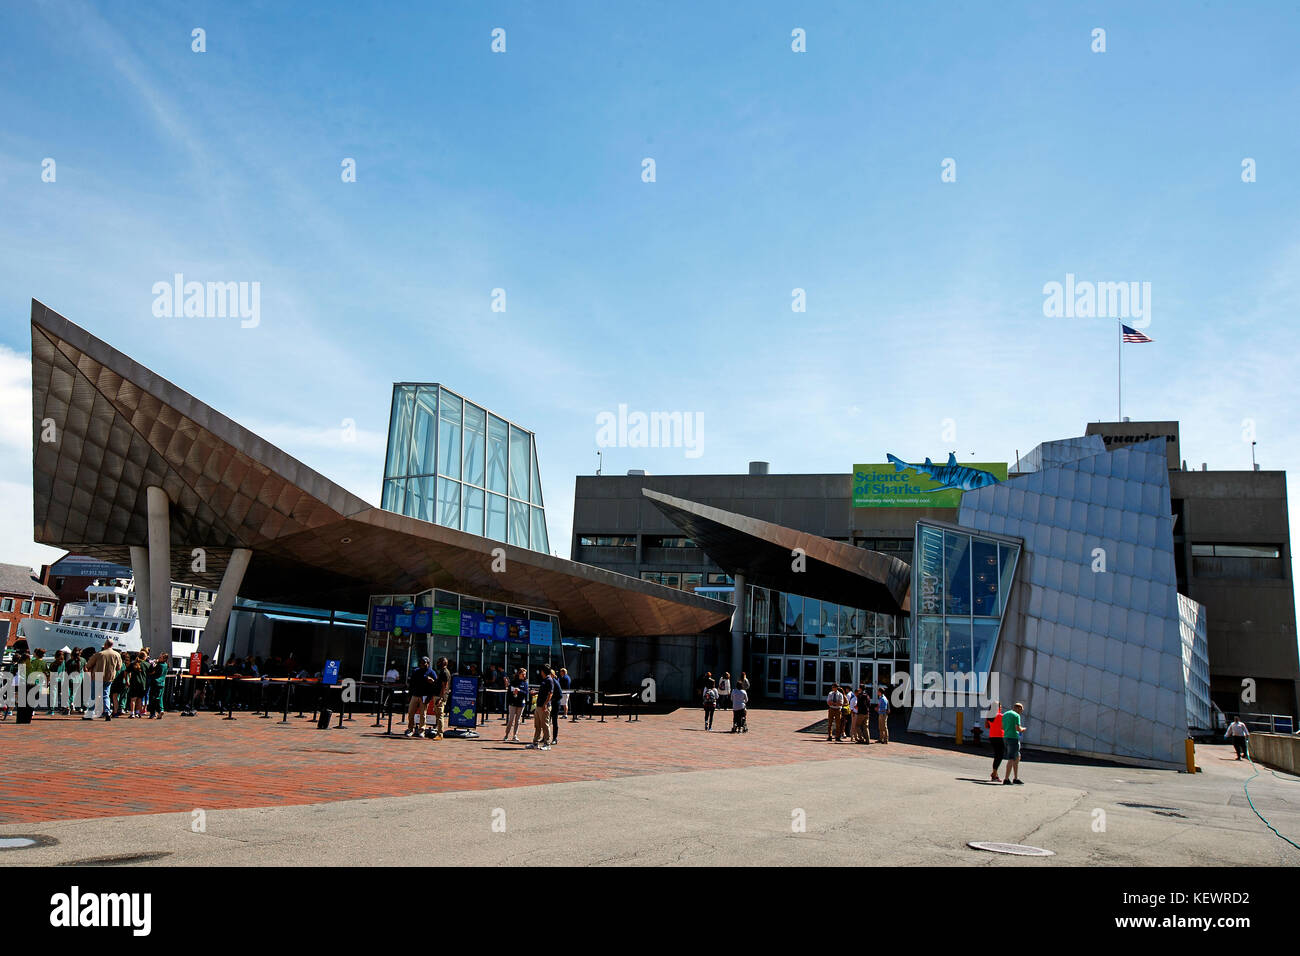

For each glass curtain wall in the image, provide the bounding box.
[912,521,1020,688]
[745,585,905,701]
[382,383,551,554]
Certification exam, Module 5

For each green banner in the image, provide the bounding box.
[853,455,1007,508]
[430,607,460,637]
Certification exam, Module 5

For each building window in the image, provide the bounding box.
[640,572,662,584]
[40,603,53,617]
[578,535,636,548]
[21,600,32,614]
[0,598,11,613]
[645,535,696,549]
[1190,544,1279,558]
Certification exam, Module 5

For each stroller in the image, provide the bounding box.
[731,707,748,733]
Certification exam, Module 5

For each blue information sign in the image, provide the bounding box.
[782,676,799,702]
[323,660,341,684]
[370,605,395,633]
[529,620,553,646]
[412,607,432,633]
[448,676,479,728]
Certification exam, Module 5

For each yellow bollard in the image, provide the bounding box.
[1184,737,1198,773]
[956,711,964,745]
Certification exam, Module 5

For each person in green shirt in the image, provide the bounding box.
[1001,702,1027,785]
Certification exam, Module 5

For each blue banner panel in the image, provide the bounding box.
[370,605,395,633]
[411,607,432,634]
[323,660,341,684]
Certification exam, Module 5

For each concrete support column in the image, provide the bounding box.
[129,545,151,650]
[145,486,172,657]
[730,571,746,680]
[199,547,252,661]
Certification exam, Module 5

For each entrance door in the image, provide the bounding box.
[802,659,818,698]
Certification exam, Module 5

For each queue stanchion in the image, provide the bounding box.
[259,677,271,718]
[279,681,291,724]
[335,685,346,728]
[222,675,235,720]
[373,686,384,728]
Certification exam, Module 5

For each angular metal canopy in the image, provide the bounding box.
[642,488,912,615]
[29,301,732,637]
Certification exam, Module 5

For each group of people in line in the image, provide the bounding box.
[824,683,891,743]
[0,639,171,720]
[701,671,750,732]
[401,658,572,750]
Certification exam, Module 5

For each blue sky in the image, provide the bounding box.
[2,1,1299,621]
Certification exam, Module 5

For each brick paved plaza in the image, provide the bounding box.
[0,706,917,824]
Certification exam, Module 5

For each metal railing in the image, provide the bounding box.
[1227,712,1296,735]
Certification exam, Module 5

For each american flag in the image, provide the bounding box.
[1122,325,1153,343]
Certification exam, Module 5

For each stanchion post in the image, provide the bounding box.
[223,674,235,721]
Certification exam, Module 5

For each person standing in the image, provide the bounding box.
[876,686,890,744]
[405,656,436,737]
[558,667,572,717]
[147,653,169,719]
[718,672,732,719]
[529,665,554,750]
[985,702,1005,780]
[86,639,123,721]
[504,667,528,742]
[1226,717,1250,760]
[548,667,563,745]
[1001,702,1026,784]
[425,657,452,739]
[826,684,845,741]
[702,678,718,731]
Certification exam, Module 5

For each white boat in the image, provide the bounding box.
[15,578,207,661]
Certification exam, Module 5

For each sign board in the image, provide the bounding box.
[853,457,1008,508]
[48,556,133,579]
[370,605,394,633]
[188,653,201,676]
[459,611,530,643]
[429,607,458,636]
[529,620,553,647]
[783,676,799,702]
[322,660,340,684]
[447,676,479,728]
[1083,421,1180,470]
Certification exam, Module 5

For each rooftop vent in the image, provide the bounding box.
[749,461,769,476]
[627,469,647,477]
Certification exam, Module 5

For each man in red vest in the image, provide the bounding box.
[986,701,1005,782]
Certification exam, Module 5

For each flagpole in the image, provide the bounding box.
[1117,319,1122,420]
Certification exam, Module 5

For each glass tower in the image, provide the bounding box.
[381,384,550,554]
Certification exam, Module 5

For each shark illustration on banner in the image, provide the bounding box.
[886,453,1002,493]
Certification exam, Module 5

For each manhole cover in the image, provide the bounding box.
[968,842,1055,856]
[0,834,56,850]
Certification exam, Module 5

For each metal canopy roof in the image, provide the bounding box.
[642,488,913,615]
[29,301,732,637]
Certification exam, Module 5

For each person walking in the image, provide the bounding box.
[986,701,1005,781]
[86,639,123,721]
[405,656,436,737]
[558,667,572,717]
[730,682,749,732]
[529,665,554,750]
[826,684,845,741]
[876,686,890,744]
[1001,702,1026,784]
[1226,717,1250,760]
[702,678,718,730]
[504,666,528,742]
[125,653,147,717]
[147,653,169,719]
